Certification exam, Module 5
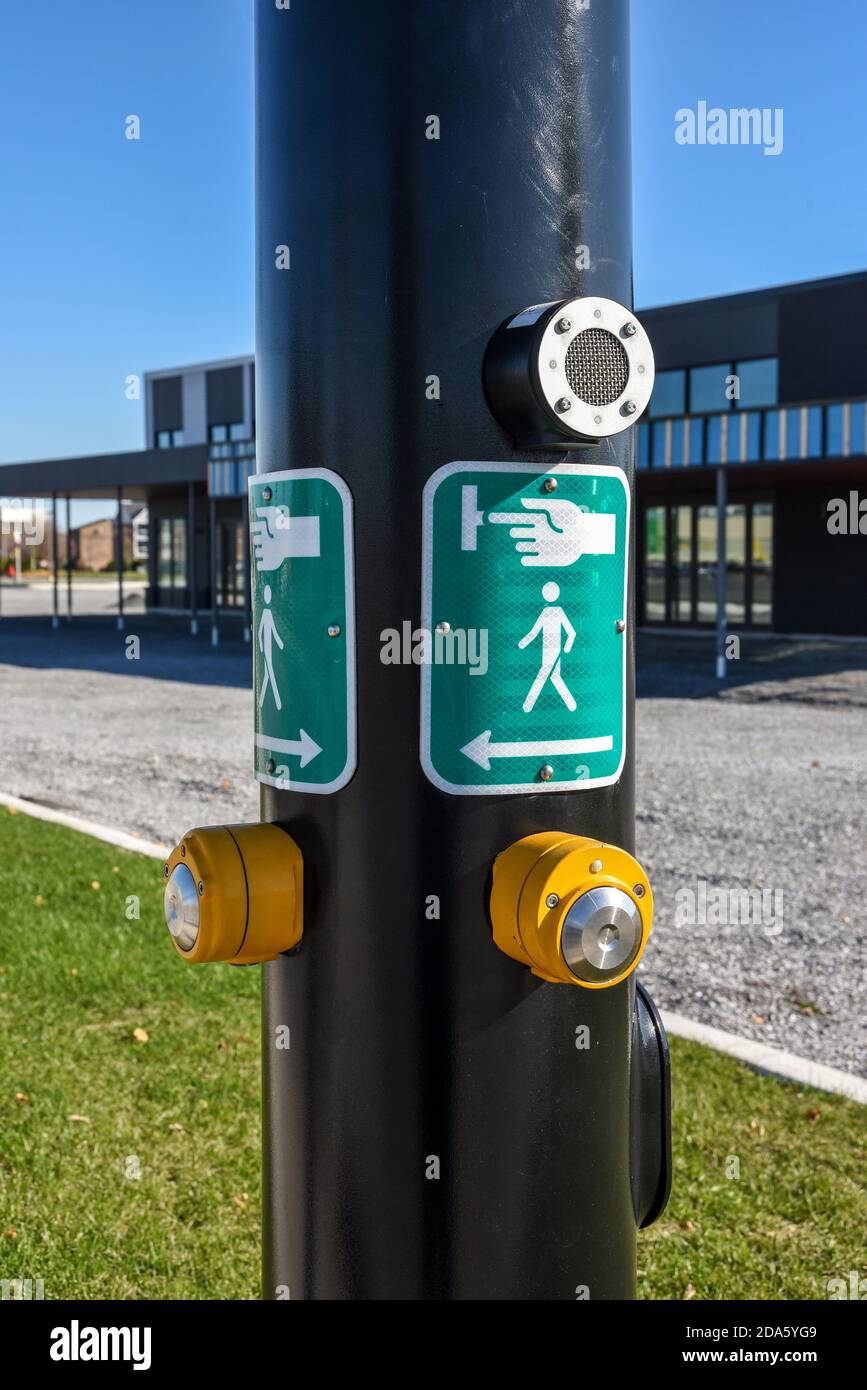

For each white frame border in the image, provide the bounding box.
[249,467,357,795]
[421,460,630,797]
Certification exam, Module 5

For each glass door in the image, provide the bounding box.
[217,521,244,609]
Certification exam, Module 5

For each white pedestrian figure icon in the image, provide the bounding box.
[258,584,284,712]
[518,582,577,714]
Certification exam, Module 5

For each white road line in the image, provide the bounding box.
[662,1010,867,1105]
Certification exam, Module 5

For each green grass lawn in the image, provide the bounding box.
[0,808,260,1299]
[0,807,864,1300]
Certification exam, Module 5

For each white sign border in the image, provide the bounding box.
[249,467,357,795]
[420,460,630,797]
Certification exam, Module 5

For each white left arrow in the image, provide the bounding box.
[460,730,613,771]
[255,730,322,768]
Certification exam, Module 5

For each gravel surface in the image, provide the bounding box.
[636,633,867,1078]
[0,617,257,846]
[0,618,864,1075]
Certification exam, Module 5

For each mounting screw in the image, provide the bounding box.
[590,859,603,873]
[198,881,204,896]
[593,308,602,319]
[546,893,560,909]
[615,619,626,633]
[623,400,638,416]
[163,863,169,877]
[556,317,572,334]
[266,758,276,775]
[436,621,451,635]
[327,624,341,638]
[180,844,186,856]
[594,414,603,425]
[622,321,637,338]
[540,764,554,782]
[556,397,572,413]
[262,487,272,502]
[549,359,558,370]
[543,477,558,493]
[633,884,646,899]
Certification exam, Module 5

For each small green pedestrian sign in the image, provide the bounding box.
[421,461,629,796]
[250,468,356,794]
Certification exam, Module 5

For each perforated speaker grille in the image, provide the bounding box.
[565,328,630,406]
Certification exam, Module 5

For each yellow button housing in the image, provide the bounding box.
[164,822,303,965]
[490,832,652,988]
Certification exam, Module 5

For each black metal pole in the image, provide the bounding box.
[188,481,198,636]
[51,492,59,629]
[65,494,72,621]
[209,496,218,646]
[716,467,727,678]
[116,485,124,632]
[256,0,657,1300]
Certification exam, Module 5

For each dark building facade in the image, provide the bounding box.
[636,271,867,636]
[2,276,866,637]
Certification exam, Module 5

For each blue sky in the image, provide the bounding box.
[0,0,865,470]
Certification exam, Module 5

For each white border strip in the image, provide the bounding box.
[0,792,168,861]
[248,467,357,795]
[663,1010,867,1105]
[420,461,629,796]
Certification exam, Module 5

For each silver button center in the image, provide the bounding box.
[164,862,201,953]
[560,886,642,983]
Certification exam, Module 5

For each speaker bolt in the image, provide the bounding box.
[623,400,638,415]
[623,322,637,337]
[556,397,572,413]
[555,317,572,334]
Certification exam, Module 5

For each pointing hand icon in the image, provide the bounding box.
[488,497,615,567]
[251,505,321,573]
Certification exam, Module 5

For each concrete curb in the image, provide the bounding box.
[0,791,167,861]
[2,790,865,1104]
[663,1010,867,1105]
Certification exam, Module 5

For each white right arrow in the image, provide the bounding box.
[255,729,322,768]
[460,730,613,770]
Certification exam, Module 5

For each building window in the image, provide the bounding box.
[156,517,188,598]
[156,429,184,448]
[689,364,732,414]
[733,358,778,409]
[648,369,686,419]
[642,499,773,627]
[209,422,248,444]
[644,507,666,621]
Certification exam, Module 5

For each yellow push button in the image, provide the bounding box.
[163,822,303,965]
[490,832,652,988]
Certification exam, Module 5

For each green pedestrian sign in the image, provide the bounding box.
[421,462,629,795]
[249,468,356,794]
